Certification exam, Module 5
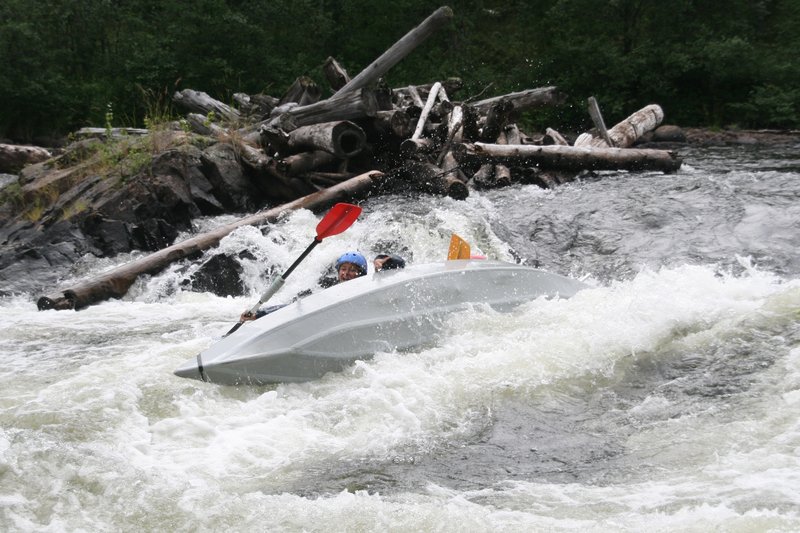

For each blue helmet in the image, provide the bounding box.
[335,251,367,276]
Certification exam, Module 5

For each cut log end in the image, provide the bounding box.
[339,130,366,157]
[446,180,468,200]
[37,294,73,311]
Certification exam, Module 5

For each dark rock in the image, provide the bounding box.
[200,142,261,211]
[652,125,686,143]
[135,173,201,224]
[188,253,245,297]
[239,249,257,261]
[130,218,179,251]
[80,214,132,255]
[0,221,92,294]
[148,146,215,216]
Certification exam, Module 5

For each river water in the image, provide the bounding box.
[2,144,799,531]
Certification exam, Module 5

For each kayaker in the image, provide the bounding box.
[373,253,406,271]
[239,251,369,321]
[335,251,369,281]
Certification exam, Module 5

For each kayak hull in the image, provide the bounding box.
[174,260,586,385]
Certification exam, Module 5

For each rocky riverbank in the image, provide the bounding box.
[0,130,278,295]
[683,128,800,146]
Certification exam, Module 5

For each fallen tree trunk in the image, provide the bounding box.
[401,160,468,199]
[287,120,367,158]
[277,150,339,176]
[323,57,350,91]
[332,6,453,97]
[469,163,495,189]
[372,110,412,138]
[301,171,355,190]
[36,171,385,311]
[75,127,150,139]
[410,81,442,141]
[587,96,614,147]
[470,86,563,114]
[492,130,512,188]
[400,137,435,156]
[232,93,278,118]
[544,128,570,146]
[267,87,380,131]
[479,100,514,142]
[435,104,464,166]
[173,89,241,122]
[455,142,682,173]
[575,104,664,148]
[279,76,322,106]
[186,113,227,136]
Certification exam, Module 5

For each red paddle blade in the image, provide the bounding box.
[315,203,362,240]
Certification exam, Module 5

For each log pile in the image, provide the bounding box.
[168,5,681,203]
[33,5,684,311]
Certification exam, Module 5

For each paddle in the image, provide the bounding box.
[447,234,471,260]
[224,202,363,337]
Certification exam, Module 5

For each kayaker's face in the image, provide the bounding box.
[338,262,362,282]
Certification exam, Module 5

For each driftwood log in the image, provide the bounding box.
[456,142,682,173]
[332,6,453,97]
[173,89,241,122]
[286,120,366,158]
[323,56,350,91]
[587,97,614,147]
[471,86,564,114]
[575,104,664,148]
[75,127,150,139]
[36,171,385,310]
[269,87,380,130]
[232,93,278,118]
[280,76,322,106]
[372,110,412,138]
[492,130,513,187]
[277,150,339,176]
[401,160,467,200]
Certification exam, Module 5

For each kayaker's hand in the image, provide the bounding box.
[240,310,256,322]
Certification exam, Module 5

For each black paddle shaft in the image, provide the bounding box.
[281,237,321,281]
[223,238,321,338]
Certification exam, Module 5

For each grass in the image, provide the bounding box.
[58,199,89,221]
[22,198,47,222]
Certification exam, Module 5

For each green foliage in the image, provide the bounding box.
[1,0,799,141]
[0,181,24,211]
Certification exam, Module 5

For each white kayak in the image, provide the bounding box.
[174,259,587,385]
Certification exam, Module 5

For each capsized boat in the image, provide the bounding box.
[174,259,587,385]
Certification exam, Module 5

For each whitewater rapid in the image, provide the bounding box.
[2,144,799,531]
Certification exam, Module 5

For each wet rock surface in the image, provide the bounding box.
[0,133,271,293]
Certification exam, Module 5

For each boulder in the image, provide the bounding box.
[652,125,686,143]
[0,143,52,173]
[200,142,263,211]
[186,252,246,297]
